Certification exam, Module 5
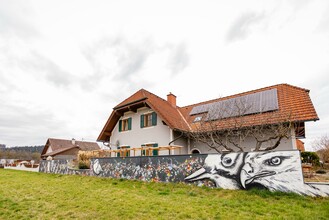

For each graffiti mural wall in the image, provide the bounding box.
[90,155,214,186]
[40,150,329,197]
[39,160,91,175]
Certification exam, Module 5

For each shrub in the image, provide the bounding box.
[77,150,100,169]
[78,161,90,169]
[301,152,320,166]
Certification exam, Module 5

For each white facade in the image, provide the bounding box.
[110,107,297,156]
[110,107,173,156]
[188,127,297,154]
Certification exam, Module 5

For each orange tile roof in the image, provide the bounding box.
[180,84,319,131]
[296,139,305,152]
[97,84,319,141]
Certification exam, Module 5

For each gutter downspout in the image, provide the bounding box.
[168,131,184,146]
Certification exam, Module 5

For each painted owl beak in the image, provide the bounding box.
[185,168,211,182]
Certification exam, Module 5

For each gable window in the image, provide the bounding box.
[140,112,157,128]
[119,117,132,132]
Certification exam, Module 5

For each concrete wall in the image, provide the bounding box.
[110,107,172,155]
[89,151,329,196]
[39,150,329,197]
[39,160,90,175]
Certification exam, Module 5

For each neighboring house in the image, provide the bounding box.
[41,138,100,160]
[97,84,318,156]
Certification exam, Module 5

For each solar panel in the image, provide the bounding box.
[190,89,278,121]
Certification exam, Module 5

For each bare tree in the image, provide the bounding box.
[187,98,294,153]
[313,135,329,163]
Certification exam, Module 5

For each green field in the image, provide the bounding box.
[0,170,328,219]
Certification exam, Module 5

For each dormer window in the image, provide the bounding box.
[193,116,202,122]
[141,112,157,128]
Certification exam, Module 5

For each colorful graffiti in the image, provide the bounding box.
[90,155,214,186]
[39,151,329,197]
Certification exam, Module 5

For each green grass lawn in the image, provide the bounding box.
[0,170,328,220]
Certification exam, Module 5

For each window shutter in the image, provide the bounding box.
[128,118,132,130]
[152,143,159,156]
[141,144,145,156]
[140,115,144,128]
[118,120,122,132]
[126,146,130,157]
[152,112,157,126]
[117,146,121,157]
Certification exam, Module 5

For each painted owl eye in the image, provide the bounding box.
[264,156,282,166]
[221,155,235,167]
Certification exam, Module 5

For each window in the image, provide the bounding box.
[117,146,130,157]
[141,143,158,156]
[193,116,202,122]
[140,112,157,128]
[119,117,132,132]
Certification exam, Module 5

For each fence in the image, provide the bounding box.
[39,150,329,197]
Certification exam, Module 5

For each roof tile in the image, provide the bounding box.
[97,84,319,141]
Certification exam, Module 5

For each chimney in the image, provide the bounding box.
[72,138,76,145]
[167,92,176,108]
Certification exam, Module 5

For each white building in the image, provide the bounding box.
[97,84,318,156]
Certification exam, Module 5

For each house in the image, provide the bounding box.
[296,139,305,152]
[97,84,318,156]
[41,138,100,160]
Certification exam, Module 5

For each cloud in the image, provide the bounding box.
[28,52,74,87]
[114,39,151,81]
[166,42,189,76]
[3,50,73,88]
[80,36,154,90]
[226,12,266,42]
[0,102,67,146]
[316,3,329,33]
[288,0,311,11]
[0,2,39,39]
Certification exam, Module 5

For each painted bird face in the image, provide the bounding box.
[240,151,303,191]
[185,153,244,189]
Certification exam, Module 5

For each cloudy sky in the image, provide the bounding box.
[1,0,328,150]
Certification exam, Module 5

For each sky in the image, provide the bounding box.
[0,0,328,150]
